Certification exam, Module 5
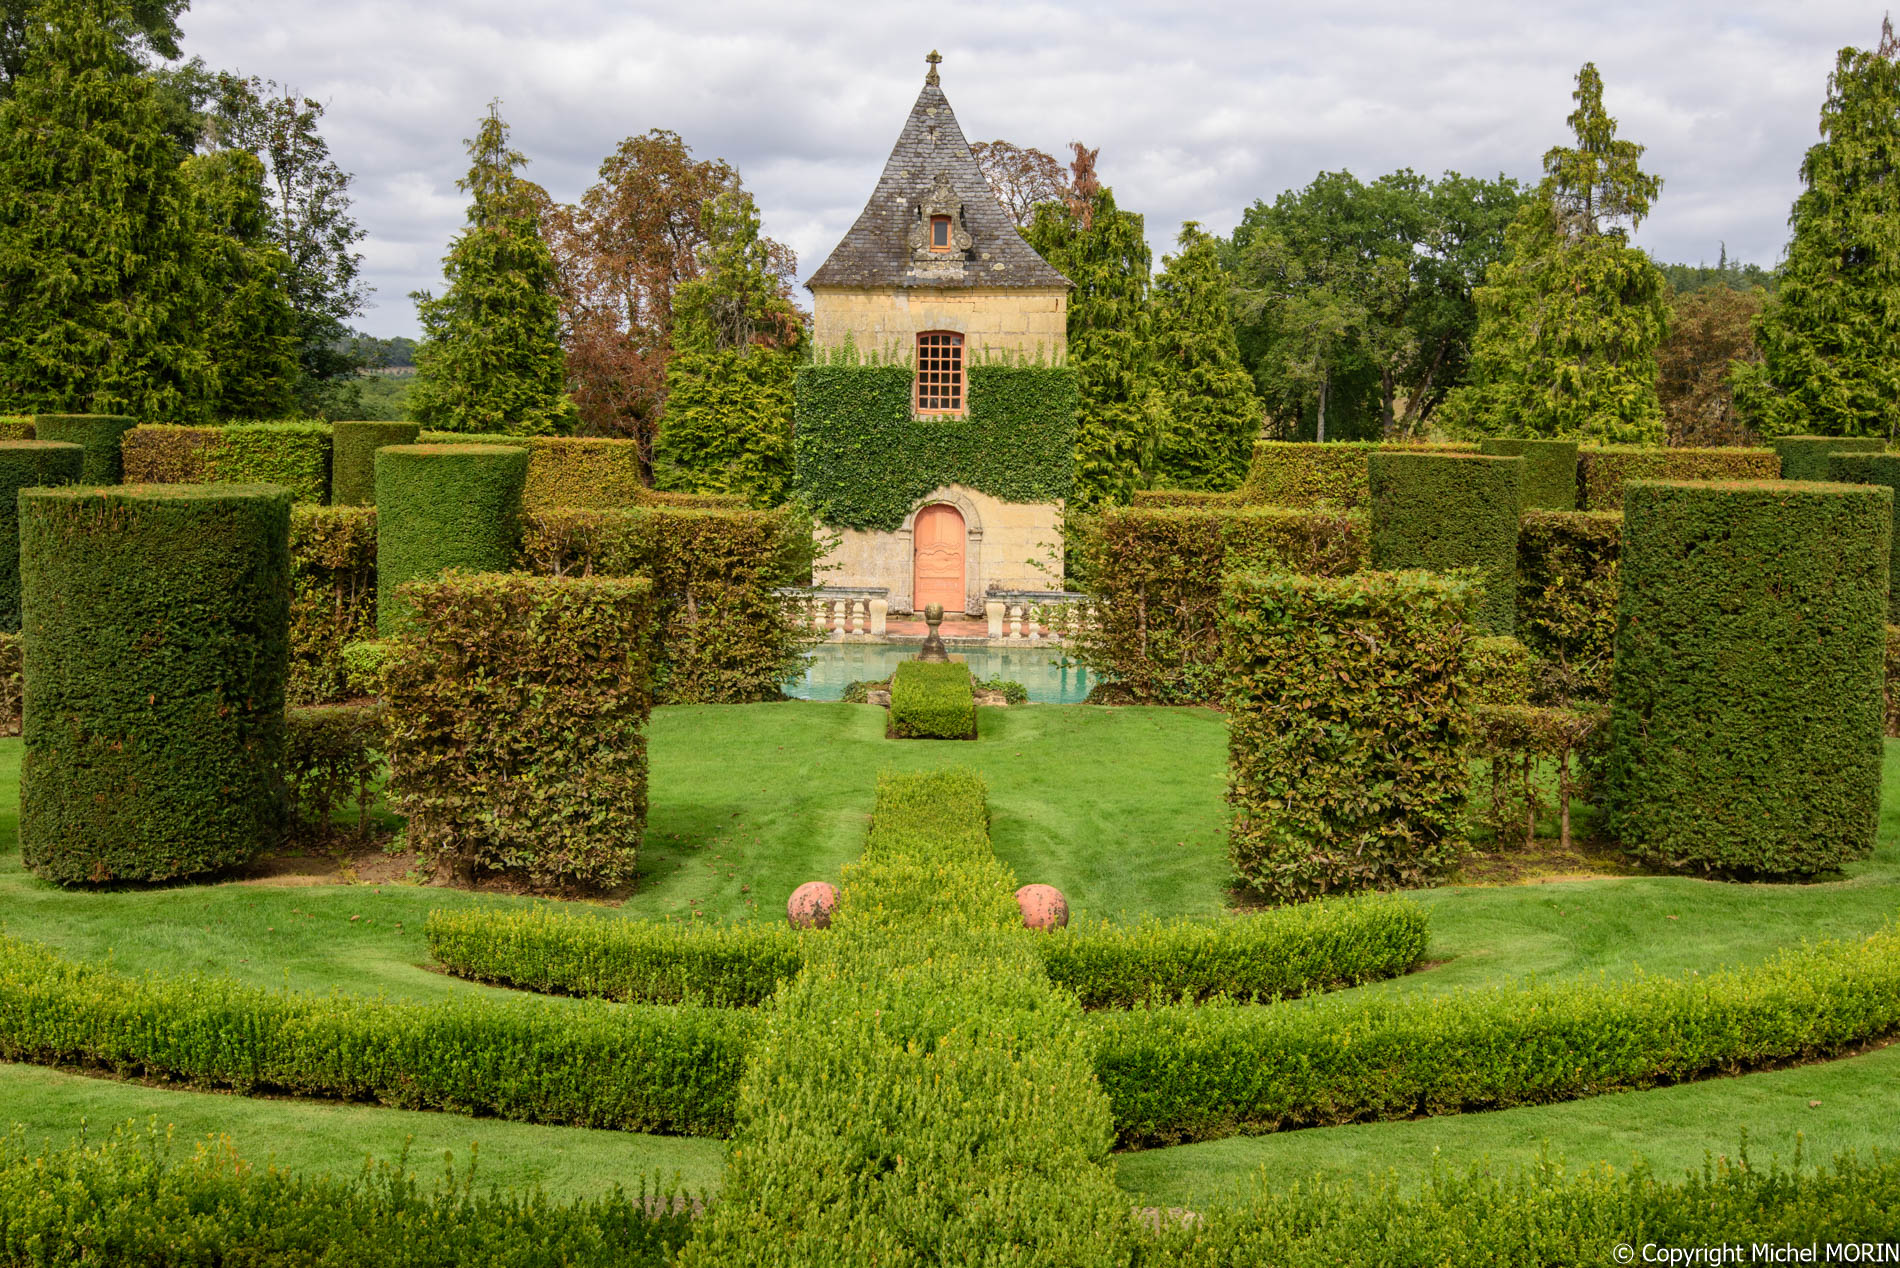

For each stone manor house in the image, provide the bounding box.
[803,55,1072,615]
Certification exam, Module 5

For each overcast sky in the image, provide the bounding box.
[170,1,1886,337]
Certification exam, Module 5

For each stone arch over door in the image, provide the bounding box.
[897,488,984,613]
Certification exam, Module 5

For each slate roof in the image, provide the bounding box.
[807,70,1071,292]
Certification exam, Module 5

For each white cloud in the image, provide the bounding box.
[172,0,1884,334]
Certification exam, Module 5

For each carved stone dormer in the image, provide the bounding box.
[907,172,973,262]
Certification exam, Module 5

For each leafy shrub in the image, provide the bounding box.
[374,443,527,634]
[888,659,977,738]
[1516,509,1620,703]
[973,675,1028,704]
[1608,480,1888,875]
[289,505,377,705]
[791,362,1076,531]
[1575,444,1777,510]
[428,907,804,1006]
[1828,451,1900,620]
[384,572,654,889]
[1369,450,1522,633]
[0,1124,695,1268]
[1072,504,1365,704]
[122,422,333,503]
[1041,895,1428,1007]
[1224,569,1473,902]
[839,677,881,704]
[19,485,290,884]
[285,703,381,844]
[0,440,82,629]
[331,420,418,505]
[0,416,32,439]
[0,934,750,1136]
[31,414,133,483]
[1089,924,1900,1146]
[1775,433,1885,480]
[1240,439,1477,509]
[1478,437,1578,509]
[1465,634,1532,706]
[520,505,817,703]
[1472,704,1605,849]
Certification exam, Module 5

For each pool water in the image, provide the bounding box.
[786,643,1096,705]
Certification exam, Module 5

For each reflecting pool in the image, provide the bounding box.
[786,643,1095,705]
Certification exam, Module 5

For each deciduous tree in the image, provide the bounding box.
[970,139,1070,229]
[1657,284,1763,447]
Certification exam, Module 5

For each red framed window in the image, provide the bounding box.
[916,331,964,414]
[930,215,952,251]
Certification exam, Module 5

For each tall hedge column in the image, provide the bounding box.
[1369,451,1523,633]
[1607,479,1889,875]
[20,485,292,884]
[0,440,83,630]
[1828,452,1900,621]
[375,444,528,633]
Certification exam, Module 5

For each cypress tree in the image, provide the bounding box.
[1025,151,1155,509]
[657,190,804,506]
[410,101,568,435]
[1148,221,1259,490]
[0,0,210,420]
[1737,21,1900,438]
[184,149,299,420]
[1445,64,1670,444]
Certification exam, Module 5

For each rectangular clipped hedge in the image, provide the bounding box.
[1576,444,1778,510]
[1828,451,1900,620]
[1073,504,1365,704]
[1609,480,1888,875]
[415,432,745,511]
[791,362,1075,531]
[0,934,749,1136]
[0,416,33,439]
[1088,924,1900,1147]
[1223,569,1473,902]
[288,506,376,705]
[1477,437,1577,510]
[520,505,815,703]
[1775,433,1886,481]
[1368,450,1522,633]
[122,422,333,503]
[888,659,977,738]
[1240,439,1478,509]
[384,572,655,889]
[1516,509,1621,703]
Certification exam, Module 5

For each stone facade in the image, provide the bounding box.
[818,484,1063,614]
[811,287,1067,361]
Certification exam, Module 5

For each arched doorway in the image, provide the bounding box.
[913,503,966,613]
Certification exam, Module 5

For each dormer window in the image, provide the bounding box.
[930,215,952,252]
[916,331,964,414]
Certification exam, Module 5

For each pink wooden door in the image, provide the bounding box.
[913,504,966,612]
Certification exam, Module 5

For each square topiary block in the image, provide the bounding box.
[888,659,977,739]
[1369,451,1522,634]
[1775,434,1885,481]
[1478,437,1578,510]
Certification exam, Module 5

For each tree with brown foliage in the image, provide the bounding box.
[541,129,796,473]
[1657,284,1764,446]
[969,139,1071,229]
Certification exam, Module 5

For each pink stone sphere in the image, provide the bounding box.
[787,881,839,930]
[1016,883,1069,931]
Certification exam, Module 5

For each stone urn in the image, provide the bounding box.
[916,603,949,662]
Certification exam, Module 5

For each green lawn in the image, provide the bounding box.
[3,701,1900,1203]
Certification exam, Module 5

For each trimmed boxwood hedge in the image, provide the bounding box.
[0,440,82,630]
[1576,444,1778,510]
[1775,433,1885,480]
[1368,450,1522,633]
[122,422,334,504]
[1477,437,1577,510]
[1516,509,1621,704]
[31,414,133,483]
[19,484,290,884]
[373,443,527,633]
[1240,440,1478,509]
[1223,569,1473,901]
[1608,480,1888,875]
[888,659,977,738]
[1073,505,1365,704]
[331,420,419,505]
[792,362,1075,531]
[1828,451,1900,621]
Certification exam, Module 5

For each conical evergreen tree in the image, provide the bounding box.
[410,101,568,435]
[184,148,299,419]
[657,190,804,506]
[0,0,211,419]
[1025,149,1155,508]
[1148,222,1258,490]
[1737,21,1900,438]
[1444,64,1670,443]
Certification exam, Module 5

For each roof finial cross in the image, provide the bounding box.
[925,50,942,87]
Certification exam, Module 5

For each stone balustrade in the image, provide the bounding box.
[780,587,889,639]
[984,590,1095,644]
